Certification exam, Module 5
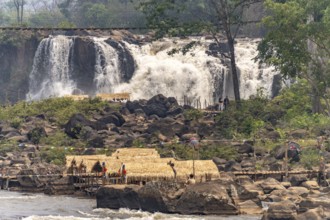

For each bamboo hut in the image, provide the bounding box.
[65,148,220,183]
[96,93,130,101]
[64,95,89,101]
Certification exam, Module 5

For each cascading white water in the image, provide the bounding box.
[26,36,75,100]
[114,38,276,106]
[114,38,226,107]
[93,38,122,93]
[235,38,276,99]
[26,35,278,106]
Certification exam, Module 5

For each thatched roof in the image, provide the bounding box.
[66,148,219,181]
[96,93,130,101]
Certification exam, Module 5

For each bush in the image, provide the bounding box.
[40,147,66,165]
[40,131,76,147]
[0,97,112,126]
[10,117,23,129]
[0,140,18,156]
[184,109,203,121]
[300,147,320,170]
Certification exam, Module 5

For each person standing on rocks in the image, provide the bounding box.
[102,162,107,185]
[186,174,196,185]
[218,97,224,111]
[121,164,127,184]
[168,160,177,180]
[224,96,230,110]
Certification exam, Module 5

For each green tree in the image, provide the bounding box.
[12,0,25,25]
[85,3,110,27]
[257,0,330,115]
[139,0,262,108]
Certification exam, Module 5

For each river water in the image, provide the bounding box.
[0,190,260,220]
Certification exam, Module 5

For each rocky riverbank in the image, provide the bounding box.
[96,174,330,219]
[0,94,330,218]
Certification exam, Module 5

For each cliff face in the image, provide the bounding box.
[0,35,40,103]
[0,30,137,102]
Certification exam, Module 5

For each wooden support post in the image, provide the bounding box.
[284,142,289,181]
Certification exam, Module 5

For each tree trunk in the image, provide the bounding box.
[16,6,20,24]
[217,0,241,108]
[20,1,24,25]
[228,37,241,107]
[311,87,322,114]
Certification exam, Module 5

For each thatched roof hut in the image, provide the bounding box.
[66,148,220,182]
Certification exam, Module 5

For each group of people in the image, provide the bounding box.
[218,96,230,111]
[101,162,127,184]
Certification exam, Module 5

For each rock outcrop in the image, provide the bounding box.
[96,180,239,215]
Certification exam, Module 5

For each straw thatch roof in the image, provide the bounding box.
[64,95,89,101]
[66,148,220,182]
[96,93,130,101]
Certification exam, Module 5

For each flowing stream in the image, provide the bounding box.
[0,191,261,220]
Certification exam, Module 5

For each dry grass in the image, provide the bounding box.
[66,148,219,182]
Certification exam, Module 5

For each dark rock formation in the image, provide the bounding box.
[0,32,40,103]
[96,180,239,215]
[70,37,97,94]
[96,185,143,210]
[64,113,107,138]
[105,40,136,82]
[97,112,126,127]
[175,181,238,215]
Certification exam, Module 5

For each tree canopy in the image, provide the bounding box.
[257,0,330,115]
[0,0,146,28]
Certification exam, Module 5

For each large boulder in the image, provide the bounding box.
[17,169,44,188]
[235,142,254,154]
[225,160,242,172]
[238,200,263,215]
[137,183,169,212]
[64,113,106,138]
[297,206,325,220]
[301,181,319,190]
[259,178,286,194]
[44,176,76,195]
[262,200,298,220]
[299,196,330,211]
[238,180,264,200]
[97,112,126,127]
[96,185,141,210]
[125,100,145,114]
[289,174,308,186]
[143,95,179,118]
[147,117,183,139]
[175,181,238,215]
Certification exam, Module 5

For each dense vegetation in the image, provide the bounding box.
[0,0,146,28]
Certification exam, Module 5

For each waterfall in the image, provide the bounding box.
[26,35,278,106]
[26,36,75,100]
[93,38,122,93]
[114,38,276,106]
[114,39,226,107]
[235,38,276,99]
